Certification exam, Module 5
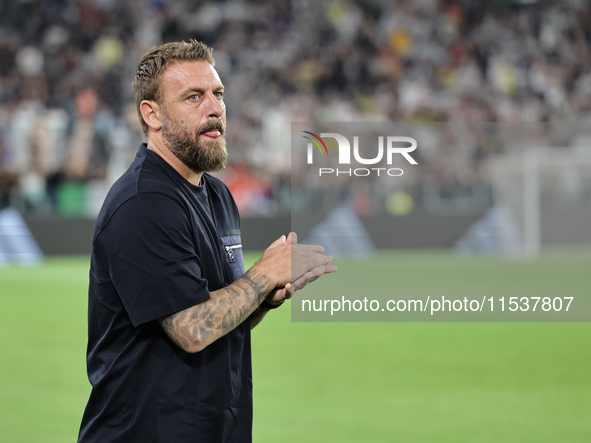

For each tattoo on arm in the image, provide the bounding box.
[158,268,273,352]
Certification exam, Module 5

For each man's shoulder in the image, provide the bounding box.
[93,145,182,240]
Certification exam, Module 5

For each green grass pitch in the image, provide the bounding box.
[0,251,590,442]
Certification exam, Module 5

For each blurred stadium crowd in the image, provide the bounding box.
[0,0,590,217]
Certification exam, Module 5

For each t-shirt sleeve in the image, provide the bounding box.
[94,192,210,327]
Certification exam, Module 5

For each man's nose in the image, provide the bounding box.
[205,92,225,118]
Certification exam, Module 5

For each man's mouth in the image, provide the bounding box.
[201,130,222,139]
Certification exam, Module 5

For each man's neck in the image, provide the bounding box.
[146,138,204,186]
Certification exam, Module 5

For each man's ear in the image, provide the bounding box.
[140,100,162,132]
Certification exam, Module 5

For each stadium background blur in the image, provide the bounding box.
[1,1,591,442]
[2,0,591,220]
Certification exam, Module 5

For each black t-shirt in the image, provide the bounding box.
[78,144,251,443]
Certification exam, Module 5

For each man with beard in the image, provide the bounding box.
[77,40,336,443]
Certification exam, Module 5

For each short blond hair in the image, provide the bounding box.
[132,40,215,136]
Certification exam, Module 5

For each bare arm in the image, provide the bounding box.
[158,267,273,352]
[158,237,333,352]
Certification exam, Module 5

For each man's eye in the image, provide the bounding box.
[189,94,199,101]
[214,92,224,99]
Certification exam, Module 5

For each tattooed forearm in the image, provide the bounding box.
[240,272,273,304]
[158,268,274,353]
